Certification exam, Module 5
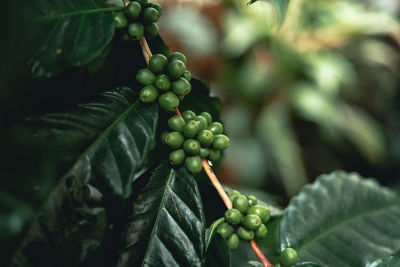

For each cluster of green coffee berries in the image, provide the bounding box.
[113,0,161,40]
[137,52,192,111]
[215,190,270,251]
[162,110,230,173]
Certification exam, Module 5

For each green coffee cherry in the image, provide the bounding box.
[208,122,223,135]
[243,214,261,230]
[262,208,271,224]
[168,115,185,132]
[126,2,141,19]
[154,74,171,91]
[183,120,200,138]
[237,226,254,241]
[182,110,196,122]
[248,195,258,206]
[185,156,202,173]
[255,223,268,239]
[165,132,184,149]
[128,22,144,40]
[167,60,186,79]
[183,70,192,82]
[199,148,210,158]
[136,68,155,85]
[159,92,179,111]
[225,208,243,225]
[200,112,212,125]
[213,134,230,150]
[197,130,214,146]
[169,149,185,166]
[142,7,160,24]
[161,131,169,144]
[183,139,200,155]
[136,0,148,7]
[195,116,208,131]
[216,223,234,239]
[139,85,158,103]
[228,190,241,201]
[149,54,168,74]
[113,13,128,28]
[228,233,239,251]
[280,248,298,267]
[144,23,159,39]
[168,52,187,65]
[233,195,248,214]
[247,205,270,223]
[146,3,162,16]
[208,149,221,162]
[172,77,191,96]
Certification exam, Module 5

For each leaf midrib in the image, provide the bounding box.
[297,199,400,253]
[34,6,123,21]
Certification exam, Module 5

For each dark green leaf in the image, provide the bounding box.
[115,163,207,266]
[21,0,121,77]
[280,171,400,267]
[248,261,264,267]
[247,0,290,25]
[367,256,400,267]
[206,233,231,267]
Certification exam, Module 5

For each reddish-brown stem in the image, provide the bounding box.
[250,240,275,267]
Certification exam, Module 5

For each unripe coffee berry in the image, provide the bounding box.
[136,0,148,7]
[169,149,185,165]
[149,54,168,74]
[228,190,241,201]
[208,122,224,135]
[280,248,298,267]
[248,195,258,206]
[146,3,162,16]
[197,130,214,146]
[200,112,212,125]
[167,60,186,79]
[113,13,128,28]
[199,148,210,158]
[183,139,200,155]
[183,70,192,82]
[247,205,270,223]
[168,115,185,132]
[158,91,179,111]
[227,233,239,251]
[182,110,196,122]
[216,223,234,239]
[233,195,248,214]
[255,223,268,239]
[154,74,171,91]
[142,7,160,24]
[237,226,254,241]
[195,116,208,131]
[136,68,155,85]
[168,52,187,65]
[139,85,158,103]
[128,22,144,40]
[126,2,141,19]
[224,208,243,225]
[185,156,202,173]
[165,132,184,149]
[172,77,191,96]
[208,149,221,162]
[183,120,200,138]
[213,134,230,150]
[144,23,159,38]
[243,214,261,230]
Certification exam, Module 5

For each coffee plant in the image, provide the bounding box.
[1,0,400,267]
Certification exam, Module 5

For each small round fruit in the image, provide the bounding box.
[213,134,230,150]
[208,149,221,162]
[237,227,254,241]
[136,0,148,7]
[195,116,208,131]
[146,3,162,16]
[208,122,223,135]
[280,248,298,267]
[200,112,212,125]
[142,7,160,23]
[167,60,186,79]
[197,130,214,146]
[136,68,155,85]
[128,22,144,40]
[159,92,179,111]
[216,223,234,239]
[113,12,128,28]
[255,223,268,239]
[168,115,185,132]
[139,85,158,103]
[248,195,258,206]
[233,195,249,214]
[185,156,202,173]
[228,190,241,201]
[243,214,261,230]
[199,148,210,158]
[247,205,270,222]
[144,23,159,38]
[168,52,187,65]
[224,208,243,225]
[169,149,185,166]
[182,110,196,122]
[172,77,191,96]
[183,120,200,138]
[183,70,192,82]
[227,233,239,251]
[164,132,184,149]
[183,139,200,156]
[154,74,171,91]
[161,131,169,144]
[126,2,141,19]
[149,54,168,74]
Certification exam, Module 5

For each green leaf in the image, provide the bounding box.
[247,0,290,25]
[206,233,231,267]
[12,87,158,265]
[115,163,207,266]
[21,0,120,77]
[367,255,400,267]
[280,171,400,267]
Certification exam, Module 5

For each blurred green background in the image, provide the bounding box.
[157,0,400,198]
